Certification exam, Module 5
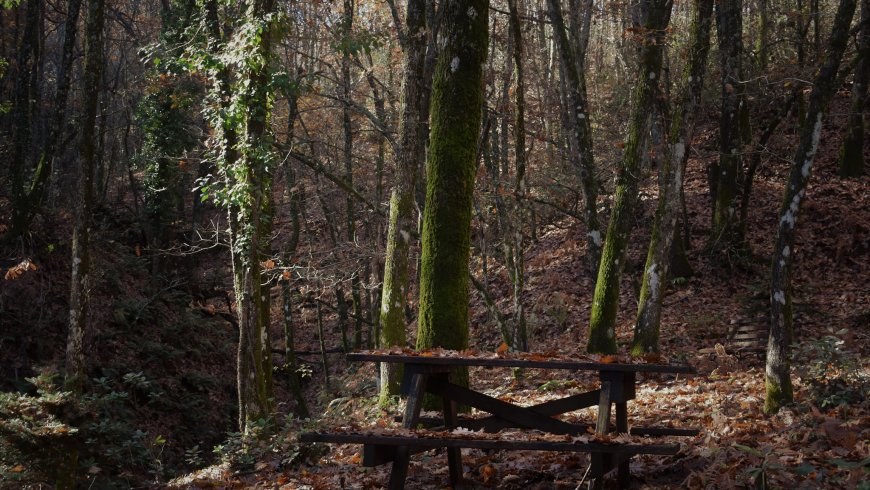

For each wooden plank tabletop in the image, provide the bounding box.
[347,352,696,374]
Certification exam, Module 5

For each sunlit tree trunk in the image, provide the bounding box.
[710,0,746,257]
[379,0,428,406]
[766,0,856,415]
[587,0,672,354]
[837,0,868,177]
[632,0,713,356]
[416,0,489,362]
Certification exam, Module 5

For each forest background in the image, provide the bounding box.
[0,0,868,487]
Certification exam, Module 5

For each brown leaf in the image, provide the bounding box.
[496,342,510,354]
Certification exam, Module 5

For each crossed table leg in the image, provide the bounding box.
[385,365,636,489]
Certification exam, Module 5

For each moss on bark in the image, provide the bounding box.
[416,0,489,354]
[587,0,672,354]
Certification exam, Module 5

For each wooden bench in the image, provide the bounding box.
[301,430,682,487]
[300,351,697,489]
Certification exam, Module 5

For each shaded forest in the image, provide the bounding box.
[0,0,868,487]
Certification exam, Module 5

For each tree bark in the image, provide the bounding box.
[9,0,82,238]
[546,0,601,277]
[59,0,104,485]
[632,0,713,356]
[711,0,746,257]
[379,0,428,406]
[416,0,489,361]
[765,0,856,415]
[837,0,869,177]
[587,0,672,354]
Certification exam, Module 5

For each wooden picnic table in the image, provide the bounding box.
[302,350,697,489]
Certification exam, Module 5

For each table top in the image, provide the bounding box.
[348,350,696,374]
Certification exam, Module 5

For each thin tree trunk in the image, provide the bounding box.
[59,0,104,485]
[837,0,869,177]
[9,0,82,238]
[711,0,746,258]
[766,0,856,414]
[632,0,713,356]
[379,0,428,406]
[587,0,673,354]
[546,0,601,277]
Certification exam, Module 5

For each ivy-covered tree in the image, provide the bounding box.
[198,0,278,432]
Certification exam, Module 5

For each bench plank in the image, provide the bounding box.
[300,432,680,456]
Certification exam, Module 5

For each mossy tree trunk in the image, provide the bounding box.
[710,0,746,258]
[378,0,428,406]
[546,0,601,277]
[416,0,489,357]
[837,0,868,177]
[632,0,713,356]
[587,0,672,354]
[765,0,856,415]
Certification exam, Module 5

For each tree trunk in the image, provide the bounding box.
[416,0,489,360]
[837,0,869,177]
[8,0,40,228]
[546,0,601,277]
[632,0,713,356]
[587,0,672,354]
[59,0,104,485]
[378,0,428,406]
[507,0,527,351]
[9,0,82,238]
[765,0,856,415]
[711,0,746,258]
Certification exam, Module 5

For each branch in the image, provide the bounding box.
[283,149,384,217]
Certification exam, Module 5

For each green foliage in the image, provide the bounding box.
[795,332,868,409]
[0,373,76,483]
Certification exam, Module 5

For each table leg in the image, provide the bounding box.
[615,401,630,486]
[440,379,464,488]
[596,380,612,434]
[389,371,428,490]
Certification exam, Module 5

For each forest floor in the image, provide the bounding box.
[1,93,867,489]
[165,92,869,488]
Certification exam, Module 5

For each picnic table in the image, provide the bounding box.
[301,349,698,489]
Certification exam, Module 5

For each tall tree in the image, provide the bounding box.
[234,0,277,431]
[379,0,428,405]
[632,0,714,356]
[200,0,277,431]
[546,0,601,277]
[59,0,104,485]
[416,0,489,355]
[586,0,673,354]
[765,0,856,415]
[837,0,869,177]
[710,0,746,257]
